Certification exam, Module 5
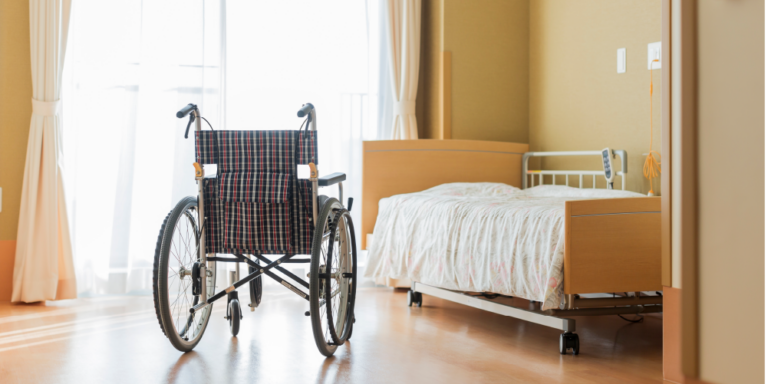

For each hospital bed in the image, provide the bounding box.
[361,139,662,355]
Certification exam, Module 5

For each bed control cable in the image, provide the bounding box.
[614,292,645,323]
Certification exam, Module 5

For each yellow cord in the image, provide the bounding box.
[643,59,661,195]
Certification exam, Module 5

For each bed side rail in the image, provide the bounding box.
[522,150,628,190]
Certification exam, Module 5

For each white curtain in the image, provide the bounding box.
[382,0,421,140]
[62,0,224,295]
[225,0,376,289]
[376,0,394,140]
[13,0,76,303]
[63,0,378,295]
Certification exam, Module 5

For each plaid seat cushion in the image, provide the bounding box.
[219,172,290,203]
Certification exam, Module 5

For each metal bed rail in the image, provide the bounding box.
[521,150,628,190]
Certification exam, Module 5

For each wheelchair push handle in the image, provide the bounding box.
[177,103,198,139]
[296,103,314,118]
[177,103,197,119]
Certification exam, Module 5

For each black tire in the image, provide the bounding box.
[559,334,567,355]
[572,335,580,355]
[229,299,241,337]
[324,210,357,345]
[248,262,262,310]
[346,315,355,340]
[560,332,579,355]
[153,196,217,352]
[407,290,423,307]
[309,197,357,357]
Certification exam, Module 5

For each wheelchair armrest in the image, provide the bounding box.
[318,172,346,187]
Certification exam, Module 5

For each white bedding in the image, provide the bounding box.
[364,183,645,310]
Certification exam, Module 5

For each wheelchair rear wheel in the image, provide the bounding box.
[153,196,217,352]
[309,198,357,357]
[248,262,262,310]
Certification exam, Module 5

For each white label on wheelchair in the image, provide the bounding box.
[297,164,310,179]
[282,280,308,299]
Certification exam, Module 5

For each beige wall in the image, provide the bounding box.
[417,0,529,143]
[697,0,764,382]
[0,0,31,301]
[0,0,31,241]
[529,0,662,194]
[417,0,443,140]
[444,0,528,143]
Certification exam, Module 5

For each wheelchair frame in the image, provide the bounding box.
[183,104,348,317]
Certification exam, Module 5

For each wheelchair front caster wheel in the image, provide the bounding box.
[228,299,241,337]
[559,332,579,355]
[407,290,422,307]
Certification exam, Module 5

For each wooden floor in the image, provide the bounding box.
[0,288,663,383]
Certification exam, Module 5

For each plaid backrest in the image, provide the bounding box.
[195,130,317,255]
[196,130,317,170]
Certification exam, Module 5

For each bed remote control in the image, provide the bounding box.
[601,148,615,190]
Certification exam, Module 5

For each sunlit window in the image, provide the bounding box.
[63,0,378,295]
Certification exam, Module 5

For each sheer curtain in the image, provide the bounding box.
[62,0,224,295]
[63,0,379,296]
[377,0,421,140]
[226,0,377,285]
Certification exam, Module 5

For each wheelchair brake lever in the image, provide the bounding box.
[347,197,353,212]
[184,114,195,139]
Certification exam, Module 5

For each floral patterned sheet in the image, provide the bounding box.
[363,183,645,310]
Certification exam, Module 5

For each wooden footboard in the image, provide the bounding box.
[362,139,529,249]
[564,197,662,294]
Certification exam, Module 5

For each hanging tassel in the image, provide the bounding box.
[644,59,661,196]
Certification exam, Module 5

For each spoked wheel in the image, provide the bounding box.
[309,197,357,357]
[153,196,217,352]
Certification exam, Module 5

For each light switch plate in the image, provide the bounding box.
[617,48,626,73]
[648,42,662,69]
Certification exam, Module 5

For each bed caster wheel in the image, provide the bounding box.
[228,299,241,337]
[407,290,423,307]
[559,332,579,355]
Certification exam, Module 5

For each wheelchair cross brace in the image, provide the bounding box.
[190,253,311,314]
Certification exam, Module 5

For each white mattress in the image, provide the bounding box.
[364,183,645,310]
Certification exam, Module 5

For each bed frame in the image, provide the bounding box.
[362,139,662,354]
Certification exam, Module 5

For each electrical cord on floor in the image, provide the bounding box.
[617,314,645,323]
[614,292,645,323]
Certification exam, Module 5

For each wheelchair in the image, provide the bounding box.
[152,103,357,357]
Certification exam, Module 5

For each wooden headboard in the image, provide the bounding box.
[362,139,529,249]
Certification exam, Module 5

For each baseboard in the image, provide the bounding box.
[663,286,684,383]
